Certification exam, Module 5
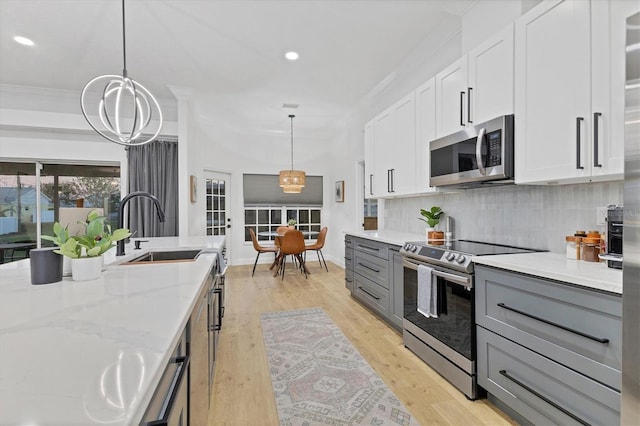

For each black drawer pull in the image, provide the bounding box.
[357,262,380,273]
[344,256,352,261]
[345,277,352,283]
[357,244,380,252]
[499,370,589,426]
[497,303,609,344]
[358,286,380,300]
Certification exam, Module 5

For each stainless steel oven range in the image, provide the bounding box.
[400,240,540,400]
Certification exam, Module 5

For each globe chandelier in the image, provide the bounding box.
[279,115,306,193]
[80,0,163,146]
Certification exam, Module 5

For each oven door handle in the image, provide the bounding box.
[402,258,472,288]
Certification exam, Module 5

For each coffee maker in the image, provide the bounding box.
[605,205,623,269]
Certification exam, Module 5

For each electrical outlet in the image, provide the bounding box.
[596,207,608,226]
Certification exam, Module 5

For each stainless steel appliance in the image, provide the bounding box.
[604,205,623,269]
[622,11,640,425]
[400,240,540,400]
[429,115,514,188]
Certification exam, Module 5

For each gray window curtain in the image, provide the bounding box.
[127,140,178,237]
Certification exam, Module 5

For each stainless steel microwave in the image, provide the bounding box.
[429,115,514,188]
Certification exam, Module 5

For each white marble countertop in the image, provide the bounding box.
[0,236,225,426]
[473,252,623,295]
[344,230,425,247]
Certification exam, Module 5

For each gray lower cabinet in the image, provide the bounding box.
[389,248,403,329]
[476,265,622,425]
[345,235,354,293]
[189,281,210,426]
[347,235,402,330]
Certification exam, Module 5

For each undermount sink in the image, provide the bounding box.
[122,249,202,264]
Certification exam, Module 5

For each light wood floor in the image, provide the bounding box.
[209,260,516,426]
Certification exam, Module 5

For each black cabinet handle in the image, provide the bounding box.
[369,174,374,195]
[357,262,380,273]
[390,169,395,193]
[358,286,381,300]
[460,91,466,126]
[497,302,609,343]
[593,112,602,167]
[345,277,353,283]
[499,370,589,426]
[467,87,472,123]
[344,256,352,261]
[576,117,584,169]
[214,288,223,331]
[357,244,380,252]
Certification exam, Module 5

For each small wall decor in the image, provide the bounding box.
[190,175,197,202]
[335,180,345,202]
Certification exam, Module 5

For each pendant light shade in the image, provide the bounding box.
[279,115,306,193]
[80,0,163,146]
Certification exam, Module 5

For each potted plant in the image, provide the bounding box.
[53,210,131,281]
[418,206,445,245]
[40,222,72,276]
[287,218,297,229]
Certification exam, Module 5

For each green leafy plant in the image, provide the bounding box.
[418,206,444,229]
[52,209,131,258]
[288,219,297,226]
[41,222,70,247]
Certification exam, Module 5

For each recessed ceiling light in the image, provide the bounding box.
[285,51,299,61]
[14,36,34,46]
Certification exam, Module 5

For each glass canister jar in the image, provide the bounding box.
[565,236,582,260]
[581,236,601,262]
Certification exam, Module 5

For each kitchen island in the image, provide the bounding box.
[0,236,225,426]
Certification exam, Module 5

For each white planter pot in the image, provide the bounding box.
[71,256,103,281]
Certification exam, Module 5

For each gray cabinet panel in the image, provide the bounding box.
[354,250,390,289]
[389,248,403,329]
[477,327,620,426]
[353,274,390,317]
[345,269,354,293]
[352,237,389,259]
[476,265,622,390]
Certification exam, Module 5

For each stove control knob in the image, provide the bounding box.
[456,254,466,264]
[445,252,456,262]
[404,244,410,251]
[411,245,418,253]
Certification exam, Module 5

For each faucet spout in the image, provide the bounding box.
[116,191,166,256]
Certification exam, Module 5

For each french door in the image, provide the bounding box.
[204,171,231,263]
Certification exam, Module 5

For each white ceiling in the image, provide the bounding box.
[0,0,476,136]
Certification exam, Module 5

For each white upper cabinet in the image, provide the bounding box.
[436,24,514,138]
[371,92,416,197]
[364,120,375,199]
[515,0,633,184]
[436,56,468,138]
[415,77,437,193]
[468,24,515,125]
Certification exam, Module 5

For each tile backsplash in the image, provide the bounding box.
[383,181,623,253]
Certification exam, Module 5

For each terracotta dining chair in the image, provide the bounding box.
[248,228,279,276]
[277,230,308,280]
[304,227,328,271]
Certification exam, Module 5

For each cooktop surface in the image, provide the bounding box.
[404,239,541,256]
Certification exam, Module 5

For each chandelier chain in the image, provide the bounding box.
[290,114,295,170]
[121,0,127,77]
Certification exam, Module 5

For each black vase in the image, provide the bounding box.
[30,247,63,285]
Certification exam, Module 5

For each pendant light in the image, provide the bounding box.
[80,0,163,146]
[279,115,306,193]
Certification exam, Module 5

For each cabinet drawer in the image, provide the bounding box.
[352,237,389,259]
[477,327,620,426]
[345,235,354,249]
[354,250,389,289]
[345,269,354,293]
[353,274,389,318]
[476,266,621,390]
[344,247,353,271]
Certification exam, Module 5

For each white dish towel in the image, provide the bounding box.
[417,264,438,318]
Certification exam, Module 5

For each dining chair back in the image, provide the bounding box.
[248,228,279,276]
[278,230,307,279]
[304,227,328,271]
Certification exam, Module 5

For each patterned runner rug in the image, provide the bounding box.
[260,307,420,425]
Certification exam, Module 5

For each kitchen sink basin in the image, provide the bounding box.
[122,249,202,264]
